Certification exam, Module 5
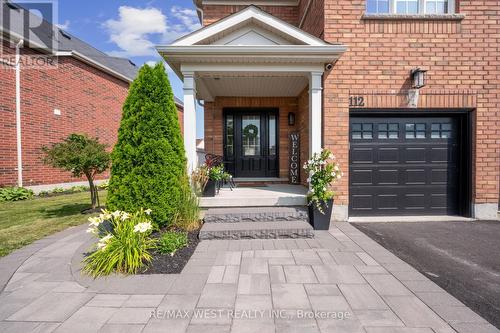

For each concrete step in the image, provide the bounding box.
[203,207,309,223]
[199,220,314,240]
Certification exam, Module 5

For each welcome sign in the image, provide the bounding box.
[289,132,300,184]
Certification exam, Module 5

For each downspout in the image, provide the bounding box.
[299,0,313,28]
[15,39,24,187]
[195,5,204,26]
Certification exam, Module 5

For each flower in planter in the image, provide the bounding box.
[303,148,343,214]
[82,208,156,277]
[134,221,153,233]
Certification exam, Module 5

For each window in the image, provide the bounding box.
[378,123,399,139]
[242,115,261,156]
[366,0,454,14]
[269,115,277,156]
[431,123,452,138]
[225,115,234,157]
[425,0,448,14]
[396,0,419,14]
[405,123,426,139]
[366,0,389,14]
[352,123,373,140]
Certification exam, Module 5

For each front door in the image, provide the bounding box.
[224,108,278,178]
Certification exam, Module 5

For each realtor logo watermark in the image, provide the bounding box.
[0,0,59,68]
[151,309,352,321]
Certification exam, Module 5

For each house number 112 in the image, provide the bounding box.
[349,96,365,107]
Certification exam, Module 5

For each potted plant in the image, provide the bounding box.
[304,149,343,230]
[204,164,224,197]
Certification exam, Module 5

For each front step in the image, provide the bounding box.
[203,207,308,223]
[199,221,314,240]
[200,207,313,240]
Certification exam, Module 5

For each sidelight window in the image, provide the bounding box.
[269,115,277,156]
[225,115,234,157]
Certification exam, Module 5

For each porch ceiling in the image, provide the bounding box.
[196,73,308,99]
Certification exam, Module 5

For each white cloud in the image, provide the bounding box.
[105,5,201,58]
[171,6,200,32]
[105,6,167,57]
[56,20,70,30]
[162,6,201,43]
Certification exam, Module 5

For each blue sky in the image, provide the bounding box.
[48,0,204,137]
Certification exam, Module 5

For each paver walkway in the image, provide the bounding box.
[0,223,497,333]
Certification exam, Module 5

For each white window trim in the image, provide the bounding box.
[369,0,455,15]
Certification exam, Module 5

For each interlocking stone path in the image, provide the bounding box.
[0,223,497,333]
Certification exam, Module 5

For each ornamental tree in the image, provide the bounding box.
[106,62,188,226]
[42,133,110,209]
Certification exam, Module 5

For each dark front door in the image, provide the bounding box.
[349,115,462,216]
[224,109,278,178]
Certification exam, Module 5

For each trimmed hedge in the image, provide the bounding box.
[107,63,188,226]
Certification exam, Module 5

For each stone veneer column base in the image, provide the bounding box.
[474,203,499,220]
[332,204,348,222]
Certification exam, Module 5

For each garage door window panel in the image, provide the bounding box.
[431,123,453,139]
[352,123,373,139]
[405,123,426,139]
[378,123,399,139]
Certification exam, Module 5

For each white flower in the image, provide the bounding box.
[88,216,102,227]
[120,212,131,221]
[97,234,113,251]
[86,227,97,234]
[144,209,152,215]
[334,165,339,171]
[111,210,121,218]
[133,222,152,233]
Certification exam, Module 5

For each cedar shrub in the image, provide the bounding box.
[107,63,188,226]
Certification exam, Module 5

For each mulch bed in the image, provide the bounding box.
[140,230,200,275]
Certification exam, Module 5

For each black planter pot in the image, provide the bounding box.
[308,198,333,230]
[203,180,217,197]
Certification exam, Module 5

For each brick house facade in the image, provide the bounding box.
[161,0,499,220]
[0,3,184,191]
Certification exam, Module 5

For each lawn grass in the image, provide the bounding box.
[0,191,106,257]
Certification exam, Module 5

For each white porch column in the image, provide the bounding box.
[309,71,323,157]
[182,71,197,175]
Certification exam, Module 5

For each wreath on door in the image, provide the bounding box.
[243,124,259,140]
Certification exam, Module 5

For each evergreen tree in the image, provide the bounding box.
[107,63,188,226]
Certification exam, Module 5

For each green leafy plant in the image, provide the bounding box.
[107,63,188,227]
[82,208,156,277]
[71,185,88,193]
[38,190,50,197]
[42,134,110,209]
[171,184,201,232]
[208,164,224,181]
[98,181,109,190]
[52,187,65,193]
[303,148,343,213]
[0,187,34,202]
[157,231,188,256]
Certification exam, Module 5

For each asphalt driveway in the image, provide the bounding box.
[353,220,500,329]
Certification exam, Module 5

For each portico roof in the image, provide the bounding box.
[156,5,347,83]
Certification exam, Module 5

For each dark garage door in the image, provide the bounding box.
[349,116,460,216]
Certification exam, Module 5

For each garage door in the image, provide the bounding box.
[349,116,460,216]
